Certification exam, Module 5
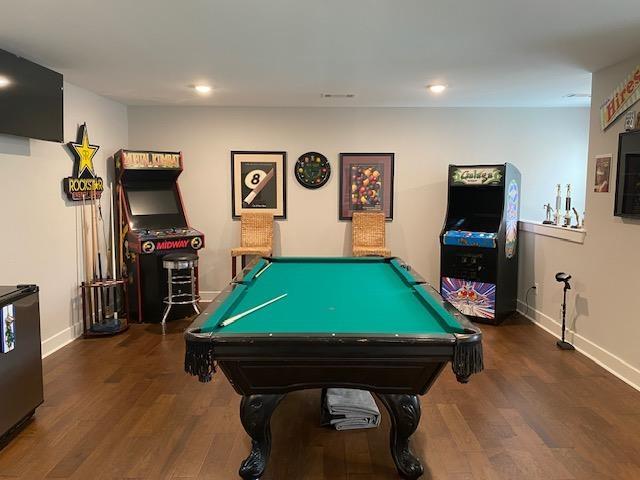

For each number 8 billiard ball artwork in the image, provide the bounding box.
[295,152,331,189]
[243,167,275,206]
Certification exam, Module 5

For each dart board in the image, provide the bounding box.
[295,152,331,189]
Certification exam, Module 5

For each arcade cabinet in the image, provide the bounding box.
[114,150,205,323]
[440,163,520,324]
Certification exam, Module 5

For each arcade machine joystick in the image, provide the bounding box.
[555,272,575,350]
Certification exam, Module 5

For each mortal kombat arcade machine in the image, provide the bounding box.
[440,164,520,324]
[114,150,205,323]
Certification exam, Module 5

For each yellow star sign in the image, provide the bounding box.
[71,124,99,178]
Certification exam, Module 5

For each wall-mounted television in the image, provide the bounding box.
[0,49,63,143]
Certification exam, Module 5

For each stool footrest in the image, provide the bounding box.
[163,294,201,306]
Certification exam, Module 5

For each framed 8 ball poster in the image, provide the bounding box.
[339,153,394,220]
[231,151,287,218]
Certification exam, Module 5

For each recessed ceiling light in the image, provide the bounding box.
[427,84,447,94]
[194,85,212,94]
[0,76,11,88]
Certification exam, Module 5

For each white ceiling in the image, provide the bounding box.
[1,1,640,107]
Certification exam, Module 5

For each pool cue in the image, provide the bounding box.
[94,189,109,320]
[118,186,126,278]
[243,168,274,205]
[220,293,287,327]
[109,183,119,320]
[90,189,102,323]
[82,194,95,325]
[79,196,89,328]
[254,262,272,278]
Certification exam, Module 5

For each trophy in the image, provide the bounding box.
[543,203,554,224]
[554,184,562,225]
[571,208,580,229]
[563,184,572,227]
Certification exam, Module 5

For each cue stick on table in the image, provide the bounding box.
[220,293,287,327]
[243,168,274,205]
[254,262,272,278]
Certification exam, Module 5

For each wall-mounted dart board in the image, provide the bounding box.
[295,152,331,189]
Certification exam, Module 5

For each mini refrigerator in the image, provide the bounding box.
[0,285,43,447]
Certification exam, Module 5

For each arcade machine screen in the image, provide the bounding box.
[125,185,187,229]
[444,186,503,233]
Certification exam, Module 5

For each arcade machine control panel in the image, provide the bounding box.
[115,149,205,323]
[130,228,204,255]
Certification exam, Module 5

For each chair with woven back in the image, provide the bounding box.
[351,211,391,257]
[231,212,274,278]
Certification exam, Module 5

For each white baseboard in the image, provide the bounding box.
[41,292,222,359]
[41,322,82,358]
[517,299,640,392]
[199,290,220,303]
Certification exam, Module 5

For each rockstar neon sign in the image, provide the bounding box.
[63,123,104,201]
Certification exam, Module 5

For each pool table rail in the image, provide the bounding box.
[185,257,483,387]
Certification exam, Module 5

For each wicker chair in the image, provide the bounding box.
[231,212,274,277]
[352,211,391,257]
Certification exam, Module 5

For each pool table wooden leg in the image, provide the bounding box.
[238,394,285,480]
[376,393,424,479]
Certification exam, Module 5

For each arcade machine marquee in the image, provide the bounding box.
[115,150,204,323]
[440,164,520,324]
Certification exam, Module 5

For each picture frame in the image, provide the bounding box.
[594,154,612,193]
[339,153,394,220]
[231,151,287,219]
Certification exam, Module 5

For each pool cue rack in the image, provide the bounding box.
[78,186,129,337]
[80,279,129,337]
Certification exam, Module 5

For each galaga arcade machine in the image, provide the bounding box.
[114,150,205,323]
[440,164,520,324]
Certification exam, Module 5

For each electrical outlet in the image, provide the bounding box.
[533,282,539,292]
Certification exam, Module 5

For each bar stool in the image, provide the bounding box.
[161,253,200,331]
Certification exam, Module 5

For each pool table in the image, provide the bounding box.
[185,257,483,479]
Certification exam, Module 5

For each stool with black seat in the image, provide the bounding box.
[161,252,201,332]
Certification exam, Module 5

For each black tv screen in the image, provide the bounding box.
[0,49,63,142]
[127,188,181,216]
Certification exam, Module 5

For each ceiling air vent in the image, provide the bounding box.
[321,93,355,99]
[564,93,591,98]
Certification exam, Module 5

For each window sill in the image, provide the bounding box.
[518,220,586,244]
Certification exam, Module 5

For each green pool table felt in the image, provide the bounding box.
[200,257,466,335]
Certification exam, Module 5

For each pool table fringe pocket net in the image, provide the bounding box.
[452,339,483,381]
[184,341,216,382]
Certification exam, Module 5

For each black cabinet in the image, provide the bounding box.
[0,285,43,447]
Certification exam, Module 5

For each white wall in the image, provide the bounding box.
[128,106,588,294]
[518,54,640,390]
[0,82,128,356]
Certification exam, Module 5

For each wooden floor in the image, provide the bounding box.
[1,315,640,480]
